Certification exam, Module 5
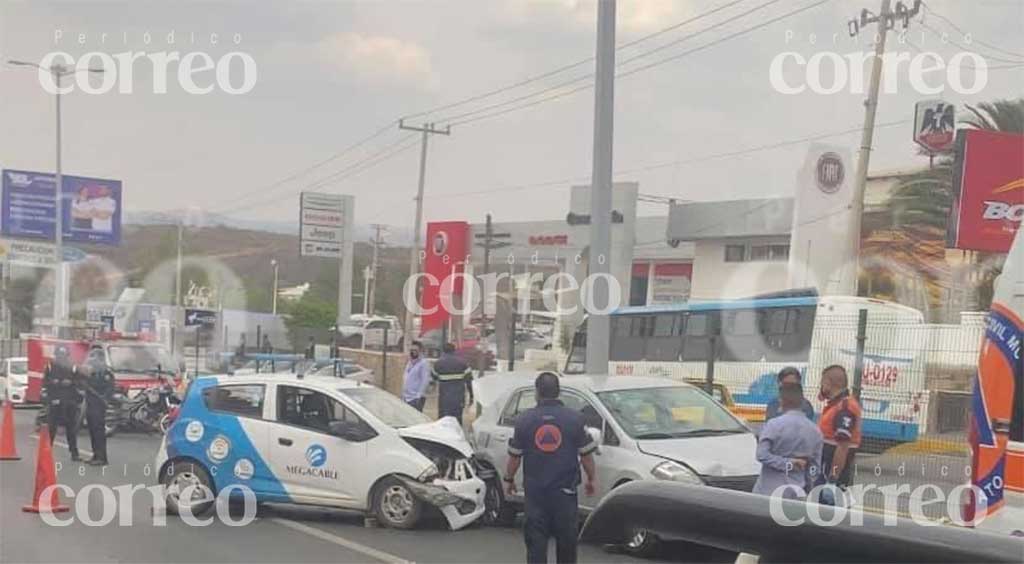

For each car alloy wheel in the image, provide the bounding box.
[161,462,215,516]
[374,478,422,530]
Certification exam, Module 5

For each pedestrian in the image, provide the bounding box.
[236,334,247,358]
[764,366,815,421]
[505,372,598,564]
[817,365,863,492]
[401,341,431,411]
[261,334,273,354]
[43,346,83,461]
[432,342,474,425]
[304,336,316,360]
[83,350,115,466]
[753,382,823,499]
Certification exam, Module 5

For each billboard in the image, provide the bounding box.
[299,192,351,258]
[949,130,1024,253]
[420,221,470,336]
[2,169,122,246]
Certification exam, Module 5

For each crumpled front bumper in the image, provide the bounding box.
[398,475,486,531]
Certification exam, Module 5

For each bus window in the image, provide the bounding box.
[720,309,766,362]
[681,312,713,361]
[764,306,814,362]
[646,314,682,361]
[611,314,648,361]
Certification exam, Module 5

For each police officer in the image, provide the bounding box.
[505,372,598,564]
[432,343,474,424]
[43,346,83,461]
[83,350,115,466]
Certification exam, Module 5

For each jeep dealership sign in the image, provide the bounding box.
[949,129,1024,253]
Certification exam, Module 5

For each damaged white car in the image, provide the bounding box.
[155,373,486,530]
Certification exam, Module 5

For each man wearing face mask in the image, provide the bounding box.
[817,365,862,490]
[402,341,431,411]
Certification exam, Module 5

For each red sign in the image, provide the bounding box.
[950,130,1024,252]
[529,234,568,246]
[420,221,470,336]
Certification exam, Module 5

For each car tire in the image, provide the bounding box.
[373,477,423,530]
[620,527,660,557]
[482,478,517,527]
[161,460,216,516]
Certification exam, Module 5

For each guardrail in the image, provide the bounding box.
[579,481,1023,563]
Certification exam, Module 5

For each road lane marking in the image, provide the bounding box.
[270,517,412,564]
[30,433,94,458]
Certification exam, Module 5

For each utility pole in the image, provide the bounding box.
[398,120,450,352]
[848,0,920,293]
[368,224,387,316]
[473,214,511,376]
[585,0,617,375]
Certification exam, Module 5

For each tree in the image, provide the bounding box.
[869,98,1024,314]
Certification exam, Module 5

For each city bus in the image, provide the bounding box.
[565,294,930,443]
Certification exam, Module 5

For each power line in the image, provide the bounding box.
[432,118,910,202]
[446,0,834,128]
[922,3,1024,60]
[223,133,419,216]
[921,20,1024,63]
[401,0,753,122]
[208,120,397,212]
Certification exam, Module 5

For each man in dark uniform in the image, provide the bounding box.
[83,349,115,466]
[43,345,83,461]
[432,343,474,424]
[505,372,598,564]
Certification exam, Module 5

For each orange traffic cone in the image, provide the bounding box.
[22,430,69,513]
[0,400,20,461]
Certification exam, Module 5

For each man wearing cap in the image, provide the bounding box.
[504,372,598,564]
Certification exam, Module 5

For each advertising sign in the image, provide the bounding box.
[184,308,218,328]
[949,130,1024,253]
[2,169,122,246]
[299,192,351,258]
[0,237,58,267]
[913,100,956,154]
[650,263,693,304]
[420,221,470,335]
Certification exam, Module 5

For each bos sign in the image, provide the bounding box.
[949,130,1024,253]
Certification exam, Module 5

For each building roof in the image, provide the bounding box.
[666,198,793,242]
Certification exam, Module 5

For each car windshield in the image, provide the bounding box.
[8,360,27,375]
[338,387,429,428]
[107,345,176,376]
[597,386,747,439]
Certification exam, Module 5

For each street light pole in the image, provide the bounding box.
[584,0,617,375]
[53,65,65,329]
[271,259,279,315]
[8,59,103,333]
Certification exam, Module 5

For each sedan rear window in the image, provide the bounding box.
[203,384,266,418]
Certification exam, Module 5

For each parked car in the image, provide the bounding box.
[156,374,486,530]
[470,372,759,555]
[0,357,31,405]
[307,361,374,382]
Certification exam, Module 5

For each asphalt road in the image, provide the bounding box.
[0,408,723,564]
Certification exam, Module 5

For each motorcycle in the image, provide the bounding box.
[106,377,180,436]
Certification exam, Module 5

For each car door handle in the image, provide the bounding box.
[278,437,293,446]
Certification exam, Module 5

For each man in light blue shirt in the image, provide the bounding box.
[753,382,823,499]
[402,341,431,411]
[764,366,815,421]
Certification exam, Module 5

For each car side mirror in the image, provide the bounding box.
[329,420,377,443]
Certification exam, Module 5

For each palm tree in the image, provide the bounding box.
[864,98,1024,317]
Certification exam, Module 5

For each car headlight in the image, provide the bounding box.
[418,463,440,482]
[651,461,704,485]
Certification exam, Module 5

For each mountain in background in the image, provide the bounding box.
[124,209,413,245]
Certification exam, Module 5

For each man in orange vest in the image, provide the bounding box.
[817,365,862,488]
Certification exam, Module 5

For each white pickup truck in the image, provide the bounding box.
[336,316,403,350]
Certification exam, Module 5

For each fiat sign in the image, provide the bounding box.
[913,100,956,154]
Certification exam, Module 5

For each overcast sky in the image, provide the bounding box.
[1,0,1022,233]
